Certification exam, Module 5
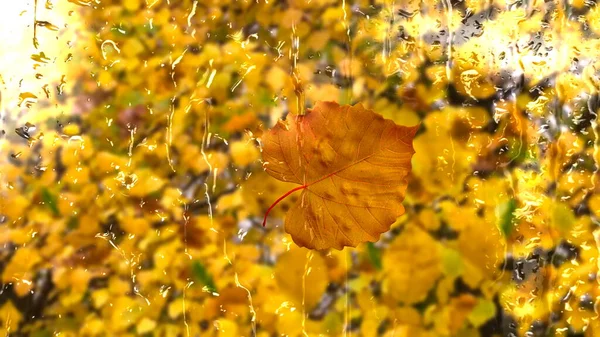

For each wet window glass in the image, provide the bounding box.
[1,1,600,337]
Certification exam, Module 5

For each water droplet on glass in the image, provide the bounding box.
[36,21,59,31]
[15,122,36,140]
[31,52,50,63]
[18,92,38,108]
[325,66,336,78]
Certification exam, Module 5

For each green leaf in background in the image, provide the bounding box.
[467,298,497,327]
[41,188,60,216]
[192,261,217,293]
[496,198,516,237]
[366,242,382,270]
[551,201,575,234]
[31,330,52,337]
[441,247,463,279]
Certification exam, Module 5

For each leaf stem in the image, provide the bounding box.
[262,184,307,227]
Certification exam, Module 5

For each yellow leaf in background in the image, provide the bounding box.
[127,169,166,197]
[81,316,105,336]
[230,139,260,167]
[94,151,127,174]
[383,226,442,304]
[137,317,157,334]
[109,277,131,295]
[590,193,600,218]
[223,111,258,134]
[307,30,330,51]
[446,294,478,335]
[6,228,30,245]
[0,301,22,332]
[217,190,244,213]
[460,259,485,290]
[92,289,110,309]
[323,249,349,284]
[436,276,455,305]
[412,132,474,197]
[266,66,288,92]
[121,38,144,58]
[63,165,91,186]
[71,268,92,293]
[183,148,230,174]
[1,194,28,223]
[373,98,420,128]
[167,299,184,320]
[467,298,497,327]
[110,297,142,331]
[121,216,150,236]
[216,319,238,337]
[2,247,41,283]
[274,248,328,309]
[361,312,383,337]
[166,325,184,337]
[274,306,305,337]
[305,84,340,104]
[417,208,441,231]
[123,0,140,12]
[458,216,504,282]
[548,201,576,234]
[280,9,303,29]
[13,277,34,297]
[62,123,80,136]
[78,212,101,235]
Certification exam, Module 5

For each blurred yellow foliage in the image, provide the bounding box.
[1,0,600,336]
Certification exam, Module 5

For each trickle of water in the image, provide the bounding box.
[56,75,66,95]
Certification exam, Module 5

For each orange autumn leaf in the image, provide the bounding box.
[261,101,418,250]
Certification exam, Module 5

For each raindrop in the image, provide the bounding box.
[36,21,59,31]
[325,66,336,78]
[57,75,66,95]
[15,122,36,140]
[18,92,38,108]
[31,52,50,63]
[67,0,91,6]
